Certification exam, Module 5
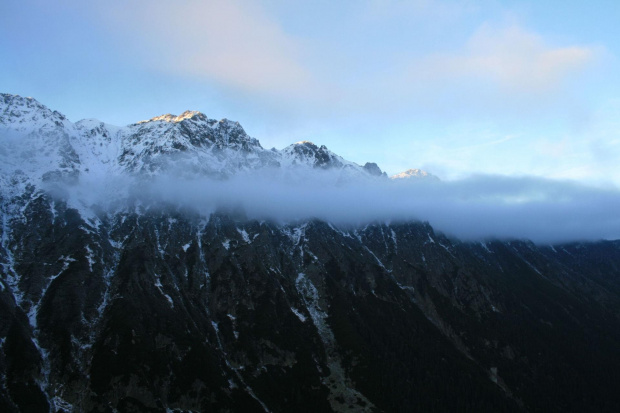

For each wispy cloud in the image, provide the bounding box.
[413,23,598,93]
[85,2,603,117]
[94,0,313,97]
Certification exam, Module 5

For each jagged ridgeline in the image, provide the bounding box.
[2,93,620,412]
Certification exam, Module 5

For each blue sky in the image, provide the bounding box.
[2,0,619,184]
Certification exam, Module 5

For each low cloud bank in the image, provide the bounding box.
[88,169,620,244]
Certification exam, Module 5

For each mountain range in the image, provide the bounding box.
[1,93,620,412]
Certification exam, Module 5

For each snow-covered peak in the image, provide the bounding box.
[0,95,83,199]
[0,93,72,133]
[76,118,119,130]
[390,168,439,181]
[1,93,414,197]
[278,141,389,182]
[281,141,346,169]
[138,110,207,124]
[74,119,123,144]
[130,111,251,146]
[129,113,248,156]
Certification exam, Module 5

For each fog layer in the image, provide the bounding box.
[76,169,620,245]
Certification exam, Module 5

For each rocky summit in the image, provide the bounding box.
[1,94,620,412]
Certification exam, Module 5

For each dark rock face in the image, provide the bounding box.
[2,194,620,412]
[362,162,385,177]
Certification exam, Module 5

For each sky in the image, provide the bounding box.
[1,0,620,184]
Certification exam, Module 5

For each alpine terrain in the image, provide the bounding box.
[1,93,620,412]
